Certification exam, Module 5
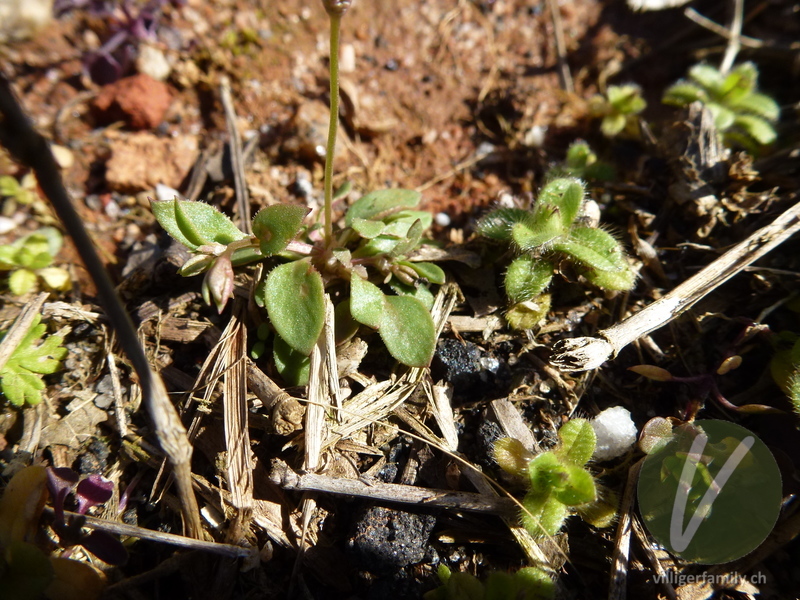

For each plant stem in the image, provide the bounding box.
[323,13,342,245]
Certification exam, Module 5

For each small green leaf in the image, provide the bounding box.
[345,189,421,226]
[730,91,780,122]
[514,568,555,600]
[493,437,534,477]
[505,295,551,330]
[350,275,385,329]
[264,261,325,356]
[252,205,308,255]
[380,295,436,367]
[387,209,434,230]
[554,418,597,466]
[554,227,630,273]
[511,209,563,252]
[179,254,214,277]
[388,278,435,310]
[273,335,310,386]
[477,207,529,241]
[663,81,707,106]
[401,261,445,285]
[733,114,777,145]
[151,199,246,251]
[521,491,568,537]
[709,103,735,131]
[350,218,386,239]
[689,63,725,94]
[389,218,424,257]
[551,465,596,506]
[504,255,553,303]
[601,114,627,137]
[8,269,37,295]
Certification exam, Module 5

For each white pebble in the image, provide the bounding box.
[155,183,183,201]
[592,406,638,461]
[435,212,450,227]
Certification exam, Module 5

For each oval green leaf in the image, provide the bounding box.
[350,275,385,329]
[252,205,308,255]
[402,261,445,285]
[345,189,421,226]
[264,261,325,356]
[151,199,246,251]
[273,334,310,386]
[379,295,435,367]
[554,418,597,466]
[350,218,386,239]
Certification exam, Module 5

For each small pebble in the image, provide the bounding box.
[592,406,638,461]
[434,212,451,227]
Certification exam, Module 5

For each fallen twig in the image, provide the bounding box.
[551,201,800,371]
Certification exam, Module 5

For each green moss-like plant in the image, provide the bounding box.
[494,419,616,538]
[589,84,647,138]
[477,178,635,329]
[0,314,67,406]
[151,1,439,384]
[662,62,779,149]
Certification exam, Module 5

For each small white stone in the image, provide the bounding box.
[155,183,183,201]
[136,43,172,82]
[592,406,638,461]
[523,124,547,148]
[435,212,450,227]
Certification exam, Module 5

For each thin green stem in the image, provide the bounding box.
[323,14,342,245]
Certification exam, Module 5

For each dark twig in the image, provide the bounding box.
[0,74,203,539]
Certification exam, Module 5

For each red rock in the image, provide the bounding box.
[94,74,172,130]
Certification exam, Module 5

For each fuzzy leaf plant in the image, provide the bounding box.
[662,62,779,149]
[425,563,555,600]
[150,0,440,384]
[477,178,635,329]
[494,419,617,539]
[0,314,68,407]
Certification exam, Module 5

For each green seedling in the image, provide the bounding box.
[151,1,439,384]
[424,563,555,600]
[0,228,71,295]
[493,419,616,539]
[662,62,779,149]
[477,178,635,329]
[0,314,67,406]
[0,173,39,207]
[589,84,646,138]
[546,141,614,182]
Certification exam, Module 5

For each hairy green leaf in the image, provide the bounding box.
[551,465,596,506]
[554,418,597,466]
[521,491,568,538]
[151,199,246,251]
[552,228,625,273]
[252,205,308,255]
[345,189,421,226]
[350,275,385,329]
[389,218,424,257]
[388,278,435,310]
[477,207,529,241]
[729,91,780,121]
[380,295,436,367]
[511,209,563,252]
[662,81,707,106]
[264,261,325,356]
[733,114,777,145]
[688,63,725,94]
[504,255,553,303]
